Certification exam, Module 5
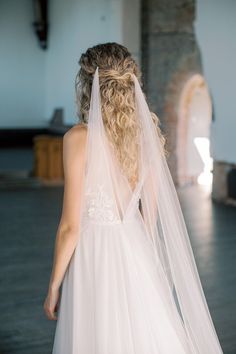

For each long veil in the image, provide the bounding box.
[83,66,223,354]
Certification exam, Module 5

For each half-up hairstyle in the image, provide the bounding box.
[75,42,165,188]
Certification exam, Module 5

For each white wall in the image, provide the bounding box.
[0,0,140,127]
[45,0,141,125]
[0,0,46,127]
[45,0,122,125]
[122,0,141,64]
[195,0,236,164]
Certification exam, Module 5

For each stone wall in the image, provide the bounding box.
[212,161,236,205]
[141,0,203,185]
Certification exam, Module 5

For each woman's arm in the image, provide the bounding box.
[43,125,87,320]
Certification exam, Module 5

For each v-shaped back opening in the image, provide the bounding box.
[103,136,146,222]
[83,113,148,224]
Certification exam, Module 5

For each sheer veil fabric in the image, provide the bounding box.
[52,67,223,354]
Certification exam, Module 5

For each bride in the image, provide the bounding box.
[43,42,223,354]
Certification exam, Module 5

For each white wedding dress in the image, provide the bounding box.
[52,68,223,354]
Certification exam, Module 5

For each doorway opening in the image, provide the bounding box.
[177,74,212,187]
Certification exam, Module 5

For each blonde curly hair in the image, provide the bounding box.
[75,42,165,188]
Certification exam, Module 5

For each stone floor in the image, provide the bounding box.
[0,184,235,354]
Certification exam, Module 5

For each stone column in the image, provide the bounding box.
[141,0,203,184]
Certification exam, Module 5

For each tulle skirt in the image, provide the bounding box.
[52,218,193,354]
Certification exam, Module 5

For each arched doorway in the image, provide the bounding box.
[177,74,212,187]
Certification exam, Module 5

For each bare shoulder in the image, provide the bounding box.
[63,123,87,144]
[62,124,88,166]
[63,124,87,152]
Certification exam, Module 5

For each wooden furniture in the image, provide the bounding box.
[33,135,64,183]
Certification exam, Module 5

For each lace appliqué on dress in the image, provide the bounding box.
[85,184,120,224]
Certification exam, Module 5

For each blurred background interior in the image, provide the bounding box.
[0,0,236,353]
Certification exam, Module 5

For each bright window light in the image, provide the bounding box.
[194,137,213,186]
